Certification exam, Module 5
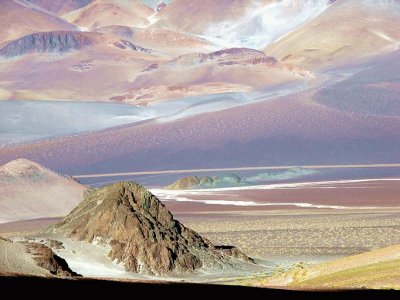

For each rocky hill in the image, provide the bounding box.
[50,181,254,275]
[165,168,318,190]
[166,174,247,190]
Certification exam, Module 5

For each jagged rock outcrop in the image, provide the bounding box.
[168,48,277,68]
[23,242,80,277]
[156,2,167,12]
[50,181,254,275]
[113,40,152,53]
[166,174,247,190]
[0,31,96,57]
[166,176,202,190]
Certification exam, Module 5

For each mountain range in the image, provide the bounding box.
[1,0,398,101]
[0,0,399,183]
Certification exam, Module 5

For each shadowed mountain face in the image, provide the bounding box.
[50,181,253,275]
[0,31,96,57]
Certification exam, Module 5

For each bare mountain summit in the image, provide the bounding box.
[50,181,254,275]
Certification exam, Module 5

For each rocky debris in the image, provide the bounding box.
[169,48,278,68]
[156,2,167,12]
[22,242,80,277]
[168,52,208,67]
[143,63,159,72]
[113,40,153,53]
[0,31,95,57]
[50,181,254,275]
[47,240,65,250]
[71,61,94,72]
[215,246,254,263]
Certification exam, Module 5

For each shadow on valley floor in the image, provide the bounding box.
[0,275,398,299]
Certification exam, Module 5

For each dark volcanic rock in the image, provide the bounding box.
[156,2,167,12]
[23,242,80,277]
[0,31,95,57]
[50,181,254,275]
[113,40,152,53]
[47,240,65,250]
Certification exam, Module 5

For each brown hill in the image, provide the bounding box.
[0,31,97,57]
[50,181,253,275]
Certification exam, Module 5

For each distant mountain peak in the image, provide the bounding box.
[0,158,56,182]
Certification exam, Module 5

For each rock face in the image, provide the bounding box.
[0,31,95,57]
[50,181,253,275]
[23,242,80,277]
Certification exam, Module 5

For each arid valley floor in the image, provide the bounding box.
[1,176,400,288]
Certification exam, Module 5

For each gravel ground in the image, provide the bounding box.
[0,238,49,276]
